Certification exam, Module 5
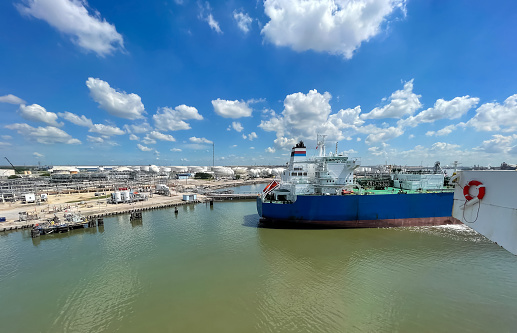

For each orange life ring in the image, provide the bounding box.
[463,180,485,201]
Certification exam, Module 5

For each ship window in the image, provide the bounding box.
[303,172,307,176]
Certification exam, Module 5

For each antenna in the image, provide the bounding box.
[317,134,327,157]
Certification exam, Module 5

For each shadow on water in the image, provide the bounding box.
[130,219,143,228]
[242,214,348,230]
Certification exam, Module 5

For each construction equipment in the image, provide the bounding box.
[5,157,17,174]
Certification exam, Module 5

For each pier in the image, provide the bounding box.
[205,193,258,201]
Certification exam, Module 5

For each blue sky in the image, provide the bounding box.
[1,0,517,167]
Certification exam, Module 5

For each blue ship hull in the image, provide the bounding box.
[257,192,457,228]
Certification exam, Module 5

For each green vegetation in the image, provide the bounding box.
[8,175,21,179]
[194,172,213,180]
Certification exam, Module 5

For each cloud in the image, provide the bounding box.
[87,135,104,143]
[137,144,153,152]
[5,123,81,144]
[0,94,26,104]
[124,122,152,134]
[0,142,12,147]
[58,111,93,127]
[153,105,203,131]
[199,2,222,34]
[2,135,12,140]
[129,134,139,141]
[16,0,124,56]
[243,132,258,141]
[144,131,176,143]
[328,106,365,128]
[261,0,406,58]
[234,10,252,33]
[425,123,466,137]
[212,99,252,118]
[86,78,145,119]
[399,96,479,127]
[33,152,44,158]
[467,94,517,132]
[18,104,63,127]
[88,124,125,136]
[170,148,182,152]
[231,121,244,132]
[265,147,276,153]
[361,80,421,119]
[190,136,213,144]
[359,124,404,144]
[260,89,348,147]
[474,134,517,154]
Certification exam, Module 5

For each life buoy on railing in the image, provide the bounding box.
[463,180,485,201]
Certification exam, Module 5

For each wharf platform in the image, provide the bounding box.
[205,193,259,201]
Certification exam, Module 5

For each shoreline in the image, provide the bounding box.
[0,178,271,231]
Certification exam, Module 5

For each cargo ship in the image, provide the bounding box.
[257,137,457,228]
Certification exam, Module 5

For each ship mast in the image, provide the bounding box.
[317,134,327,157]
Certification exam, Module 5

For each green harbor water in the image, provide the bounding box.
[1,192,517,332]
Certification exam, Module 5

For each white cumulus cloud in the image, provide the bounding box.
[474,134,517,154]
[5,123,81,144]
[231,121,244,132]
[399,96,479,127]
[137,144,153,152]
[33,152,44,158]
[16,0,124,56]
[361,80,421,119]
[243,132,258,141]
[467,94,517,132]
[153,105,203,131]
[86,78,145,120]
[0,94,26,104]
[262,0,406,58]
[145,131,176,143]
[425,123,465,137]
[58,111,93,127]
[18,104,63,127]
[88,124,125,136]
[190,136,213,144]
[212,99,252,118]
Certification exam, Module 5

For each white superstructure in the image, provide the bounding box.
[263,136,359,202]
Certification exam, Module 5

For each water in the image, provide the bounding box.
[1,200,517,332]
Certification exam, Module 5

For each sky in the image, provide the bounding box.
[1,0,517,168]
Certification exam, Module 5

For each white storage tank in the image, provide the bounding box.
[112,191,122,203]
[120,190,131,202]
